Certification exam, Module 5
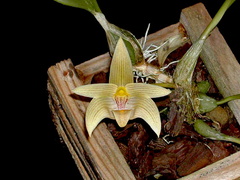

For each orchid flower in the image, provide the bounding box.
[72,38,171,137]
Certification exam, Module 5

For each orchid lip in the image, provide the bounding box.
[114,86,129,110]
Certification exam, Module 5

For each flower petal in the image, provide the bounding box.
[112,110,132,127]
[85,97,115,136]
[126,83,171,98]
[109,37,134,86]
[131,97,162,137]
[72,83,117,98]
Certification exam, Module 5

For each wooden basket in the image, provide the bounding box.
[47,3,240,180]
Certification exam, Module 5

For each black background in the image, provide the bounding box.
[12,0,239,179]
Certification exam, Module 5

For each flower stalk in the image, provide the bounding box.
[216,94,240,106]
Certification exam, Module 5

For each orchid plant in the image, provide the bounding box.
[54,0,239,144]
[73,38,171,136]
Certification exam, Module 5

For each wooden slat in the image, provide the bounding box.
[179,151,240,180]
[48,84,92,179]
[180,3,240,123]
[75,53,111,84]
[48,59,135,180]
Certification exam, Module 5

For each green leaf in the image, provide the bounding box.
[94,13,144,65]
[54,0,101,13]
[194,119,240,145]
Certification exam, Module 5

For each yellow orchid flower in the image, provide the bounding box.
[72,38,171,137]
